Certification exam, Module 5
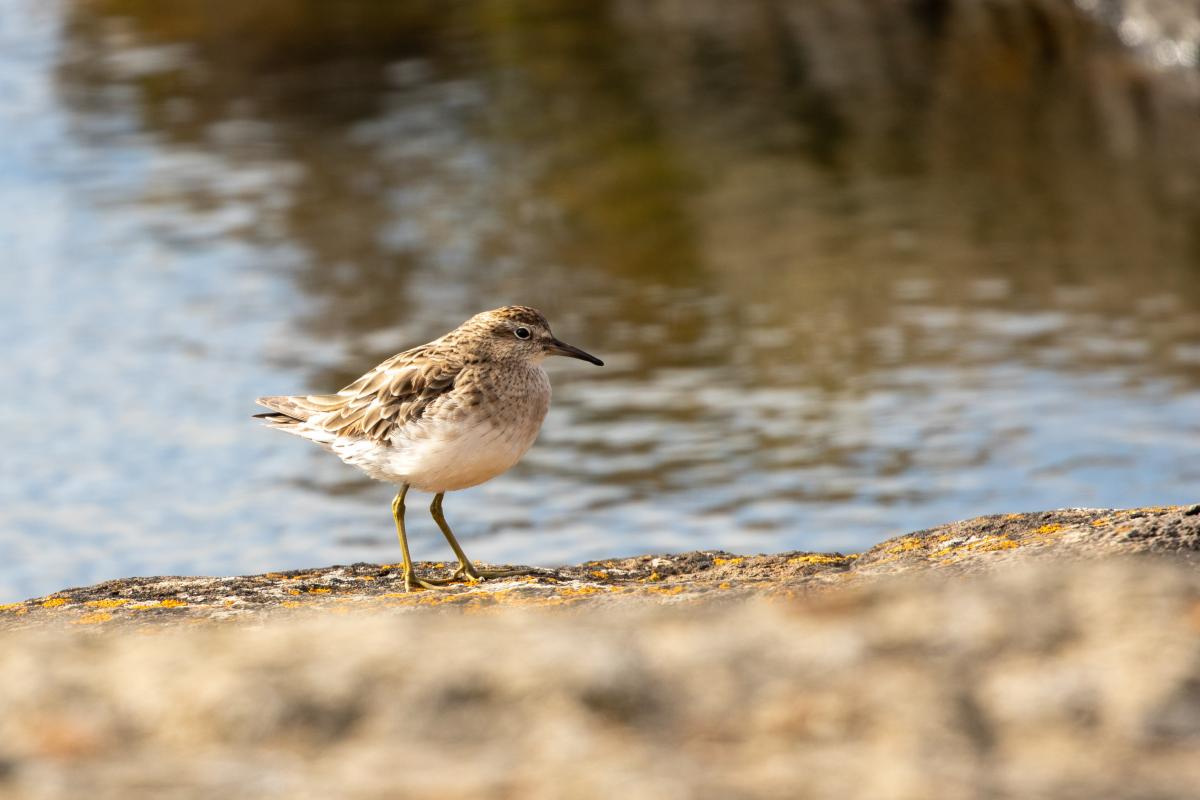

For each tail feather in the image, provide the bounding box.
[256,395,313,421]
[254,395,349,448]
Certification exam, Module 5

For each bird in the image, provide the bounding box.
[254,306,604,591]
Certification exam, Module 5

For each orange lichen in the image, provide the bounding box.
[85,599,128,608]
[307,588,332,595]
[869,533,954,565]
[982,539,1020,551]
[41,598,68,608]
[556,586,601,598]
[885,533,951,555]
[1034,524,1063,535]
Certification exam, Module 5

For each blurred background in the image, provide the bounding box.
[2,0,1199,601]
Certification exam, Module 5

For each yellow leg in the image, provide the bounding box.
[429,492,523,582]
[392,485,452,591]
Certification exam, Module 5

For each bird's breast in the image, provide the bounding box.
[378,365,551,492]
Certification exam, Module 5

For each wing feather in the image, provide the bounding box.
[256,341,467,444]
[308,348,465,443]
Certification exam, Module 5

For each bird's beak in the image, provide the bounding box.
[546,338,604,366]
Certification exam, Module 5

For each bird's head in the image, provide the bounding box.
[461,306,604,366]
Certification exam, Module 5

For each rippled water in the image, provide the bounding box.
[3,0,1200,600]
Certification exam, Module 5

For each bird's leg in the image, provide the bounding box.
[392,485,452,591]
[429,492,524,581]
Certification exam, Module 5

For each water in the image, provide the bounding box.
[2,0,1200,601]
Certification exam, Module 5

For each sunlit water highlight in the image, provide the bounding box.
[2,0,1199,600]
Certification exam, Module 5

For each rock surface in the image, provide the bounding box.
[2,506,1200,799]
[0,560,1199,798]
[4,505,1198,628]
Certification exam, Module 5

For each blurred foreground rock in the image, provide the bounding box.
[2,506,1199,799]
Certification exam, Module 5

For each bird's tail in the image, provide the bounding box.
[254,395,339,434]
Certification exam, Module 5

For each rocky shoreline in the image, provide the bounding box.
[2,506,1200,799]
[4,504,1198,629]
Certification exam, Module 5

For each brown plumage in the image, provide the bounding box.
[254,306,562,444]
[254,346,464,443]
[253,305,603,591]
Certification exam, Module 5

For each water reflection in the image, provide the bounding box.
[2,0,1199,600]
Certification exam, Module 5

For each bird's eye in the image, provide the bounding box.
[514,327,531,340]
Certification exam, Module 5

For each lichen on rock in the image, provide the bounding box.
[4,505,1198,629]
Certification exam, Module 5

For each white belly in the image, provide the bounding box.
[328,364,551,492]
[329,419,542,492]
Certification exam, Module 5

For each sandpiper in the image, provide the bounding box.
[255,306,603,591]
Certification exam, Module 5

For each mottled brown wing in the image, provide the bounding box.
[302,347,464,443]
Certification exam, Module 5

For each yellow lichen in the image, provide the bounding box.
[1091,517,1111,527]
[307,587,332,594]
[71,612,113,625]
[280,601,303,609]
[85,599,128,608]
[713,557,744,567]
[590,570,608,579]
[646,571,662,582]
[931,535,1020,560]
[981,539,1020,551]
[41,598,68,608]
[718,582,731,590]
[788,554,850,566]
[870,533,953,564]
[885,534,951,555]
[556,586,601,598]
[0,602,25,613]
[646,585,686,596]
[158,599,187,608]
[1034,524,1063,535]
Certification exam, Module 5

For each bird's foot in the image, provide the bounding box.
[402,569,456,592]
[450,562,528,583]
